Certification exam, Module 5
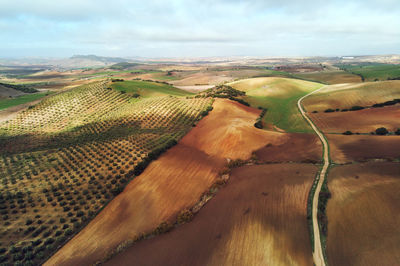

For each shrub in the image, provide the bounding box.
[343,131,353,135]
[154,221,173,235]
[177,209,193,224]
[324,108,335,113]
[375,127,388,135]
[350,105,364,111]
[395,128,400,135]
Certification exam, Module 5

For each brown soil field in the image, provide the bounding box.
[0,85,26,98]
[275,64,323,73]
[326,162,400,266]
[309,105,400,133]
[170,72,234,86]
[295,71,362,84]
[303,80,400,112]
[106,163,317,266]
[327,134,400,163]
[46,99,282,266]
[255,133,322,163]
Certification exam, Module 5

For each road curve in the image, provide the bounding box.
[297,86,329,266]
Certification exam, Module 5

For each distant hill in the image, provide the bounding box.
[109,62,140,70]
[0,55,132,69]
[70,55,128,64]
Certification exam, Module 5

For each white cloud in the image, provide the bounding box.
[0,0,399,57]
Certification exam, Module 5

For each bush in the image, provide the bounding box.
[395,128,400,135]
[154,221,173,235]
[375,127,388,135]
[350,105,364,111]
[324,108,335,113]
[177,209,193,224]
[342,131,353,135]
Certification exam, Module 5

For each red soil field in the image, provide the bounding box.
[327,134,400,163]
[309,105,400,133]
[255,133,322,163]
[106,163,317,266]
[326,162,400,266]
[46,99,283,266]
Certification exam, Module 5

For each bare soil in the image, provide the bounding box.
[46,99,281,266]
[326,162,400,266]
[106,164,317,266]
[255,133,322,163]
[309,105,400,133]
[327,134,400,163]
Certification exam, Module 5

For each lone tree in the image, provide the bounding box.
[375,127,389,135]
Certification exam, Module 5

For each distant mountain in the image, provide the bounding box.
[70,55,128,64]
[0,55,132,69]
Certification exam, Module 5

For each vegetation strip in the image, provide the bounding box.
[297,86,330,266]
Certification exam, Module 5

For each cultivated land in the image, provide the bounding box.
[327,134,400,163]
[326,162,400,266]
[0,57,399,266]
[309,105,400,133]
[337,63,400,81]
[293,70,362,84]
[46,99,280,266]
[302,80,400,112]
[0,80,210,265]
[106,164,317,266]
[229,77,323,132]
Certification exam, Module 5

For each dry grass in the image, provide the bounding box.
[326,162,400,266]
[229,77,320,97]
[303,80,400,112]
[294,71,362,84]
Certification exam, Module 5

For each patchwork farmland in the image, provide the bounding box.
[0,80,211,265]
[0,57,399,266]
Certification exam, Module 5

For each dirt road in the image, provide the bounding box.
[297,87,329,266]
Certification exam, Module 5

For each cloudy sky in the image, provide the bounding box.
[1,0,399,58]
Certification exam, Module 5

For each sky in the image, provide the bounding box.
[0,0,399,58]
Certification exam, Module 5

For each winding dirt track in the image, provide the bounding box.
[297,87,329,266]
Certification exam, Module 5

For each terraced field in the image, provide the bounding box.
[0,80,211,265]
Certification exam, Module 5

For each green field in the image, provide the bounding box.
[230,77,322,132]
[110,80,191,97]
[0,92,50,110]
[337,63,400,81]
